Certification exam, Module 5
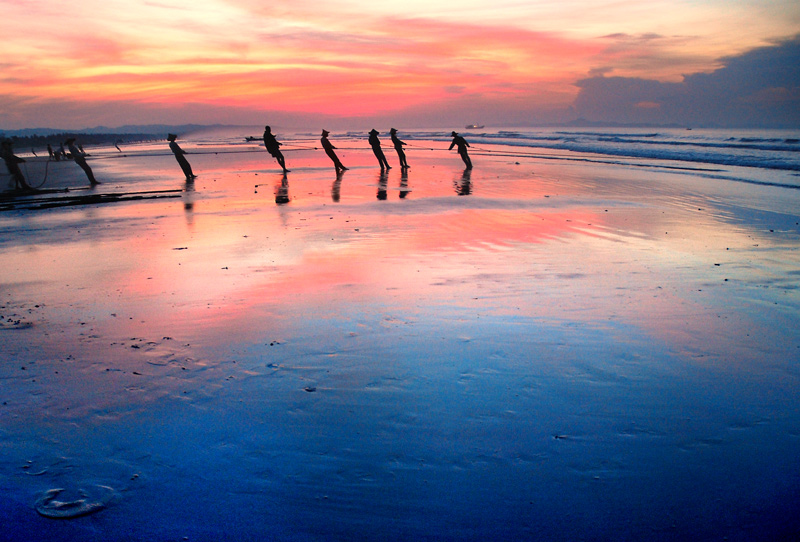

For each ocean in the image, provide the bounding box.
[402,127,800,187]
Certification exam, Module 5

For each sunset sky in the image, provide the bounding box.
[2,0,799,129]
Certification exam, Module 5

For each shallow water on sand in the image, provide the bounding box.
[1,141,799,540]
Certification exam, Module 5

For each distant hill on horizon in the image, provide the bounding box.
[0,123,258,138]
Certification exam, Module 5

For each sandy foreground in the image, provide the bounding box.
[1,139,799,540]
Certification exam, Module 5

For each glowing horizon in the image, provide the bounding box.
[2,0,799,129]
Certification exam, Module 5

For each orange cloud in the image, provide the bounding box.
[2,15,600,118]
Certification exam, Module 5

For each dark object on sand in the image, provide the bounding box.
[0,188,183,212]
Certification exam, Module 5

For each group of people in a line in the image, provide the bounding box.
[2,137,99,192]
[256,127,472,175]
[4,128,473,193]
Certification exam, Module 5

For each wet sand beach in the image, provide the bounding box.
[1,132,799,540]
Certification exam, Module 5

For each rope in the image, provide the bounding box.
[11,140,515,174]
[85,141,475,157]
[21,159,51,189]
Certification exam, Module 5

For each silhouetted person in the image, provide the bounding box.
[263,125,289,172]
[368,129,391,170]
[390,128,409,168]
[2,140,34,191]
[65,138,99,185]
[47,144,54,160]
[321,130,347,172]
[167,134,196,180]
[449,131,472,169]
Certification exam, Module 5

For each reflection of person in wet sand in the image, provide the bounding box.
[2,140,35,191]
[368,129,391,170]
[377,170,389,200]
[66,138,100,185]
[400,168,410,199]
[449,131,472,169]
[275,173,289,204]
[390,128,409,169]
[321,130,347,172]
[263,126,289,172]
[167,134,196,180]
[182,176,197,228]
[455,167,472,195]
[332,169,344,202]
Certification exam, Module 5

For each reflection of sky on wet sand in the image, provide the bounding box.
[3,145,798,374]
[3,145,798,372]
[1,143,799,540]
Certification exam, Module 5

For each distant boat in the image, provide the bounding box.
[245,136,260,142]
[465,124,484,129]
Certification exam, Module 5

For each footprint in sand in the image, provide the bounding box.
[35,485,116,519]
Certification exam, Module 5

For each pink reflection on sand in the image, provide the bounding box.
[138,205,607,344]
[3,138,794,362]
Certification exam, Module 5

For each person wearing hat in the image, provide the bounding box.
[65,138,99,185]
[449,131,472,169]
[167,134,196,180]
[389,128,409,169]
[1,139,35,192]
[262,125,289,172]
[368,129,391,170]
[320,130,347,173]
